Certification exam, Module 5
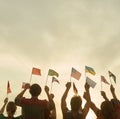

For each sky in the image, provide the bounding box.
[0,0,120,119]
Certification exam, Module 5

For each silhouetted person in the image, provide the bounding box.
[45,86,56,119]
[61,82,90,119]
[0,97,22,119]
[15,83,52,119]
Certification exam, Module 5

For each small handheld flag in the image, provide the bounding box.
[101,75,110,85]
[85,66,96,75]
[32,67,41,75]
[108,71,116,83]
[86,77,96,88]
[22,82,27,89]
[52,77,60,84]
[48,69,59,77]
[71,67,81,80]
[7,81,11,94]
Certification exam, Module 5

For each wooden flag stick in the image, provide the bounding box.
[101,80,102,91]
[29,73,32,84]
[109,77,112,85]
[45,75,48,85]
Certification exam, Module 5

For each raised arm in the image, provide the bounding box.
[45,85,52,102]
[45,85,56,119]
[15,83,30,106]
[110,84,118,100]
[101,91,109,101]
[0,97,8,114]
[90,101,100,117]
[82,82,91,119]
[84,82,100,117]
[61,82,71,114]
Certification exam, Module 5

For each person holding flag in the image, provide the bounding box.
[45,85,56,119]
[100,84,120,119]
[61,82,90,119]
[86,85,116,119]
[0,97,22,119]
[15,83,53,119]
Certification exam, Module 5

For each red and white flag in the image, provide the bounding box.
[101,75,110,85]
[7,81,11,94]
[32,67,41,75]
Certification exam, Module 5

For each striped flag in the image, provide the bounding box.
[52,77,60,84]
[7,81,11,94]
[101,75,110,85]
[85,66,96,75]
[71,67,81,80]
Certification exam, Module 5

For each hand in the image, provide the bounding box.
[45,85,49,93]
[4,97,8,104]
[66,82,71,89]
[83,91,87,100]
[83,91,90,101]
[101,91,106,97]
[25,83,30,89]
[85,82,90,91]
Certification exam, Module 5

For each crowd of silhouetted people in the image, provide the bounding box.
[0,82,120,119]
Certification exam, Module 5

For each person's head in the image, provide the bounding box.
[111,99,120,107]
[29,83,41,97]
[100,101,114,119]
[6,101,17,117]
[70,96,82,112]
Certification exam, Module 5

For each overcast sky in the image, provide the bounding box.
[0,1,120,119]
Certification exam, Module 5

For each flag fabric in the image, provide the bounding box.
[7,81,11,94]
[101,76,110,85]
[32,67,41,75]
[48,69,59,77]
[52,77,60,84]
[71,67,81,80]
[22,82,27,89]
[86,77,96,88]
[85,66,96,75]
[73,82,78,95]
[108,71,116,83]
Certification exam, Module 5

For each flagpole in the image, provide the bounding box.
[101,80,102,91]
[51,81,53,93]
[45,75,48,85]
[70,76,71,82]
[29,73,32,84]
[109,77,112,85]
[85,66,87,82]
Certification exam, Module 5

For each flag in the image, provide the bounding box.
[101,75,110,85]
[85,66,96,75]
[108,71,116,83]
[32,67,41,75]
[48,69,59,77]
[86,77,96,88]
[71,67,81,80]
[73,82,78,95]
[22,82,26,89]
[7,81,11,94]
[52,77,60,84]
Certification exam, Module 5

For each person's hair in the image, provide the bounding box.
[70,96,82,111]
[29,84,41,97]
[6,101,17,116]
[100,101,114,119]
